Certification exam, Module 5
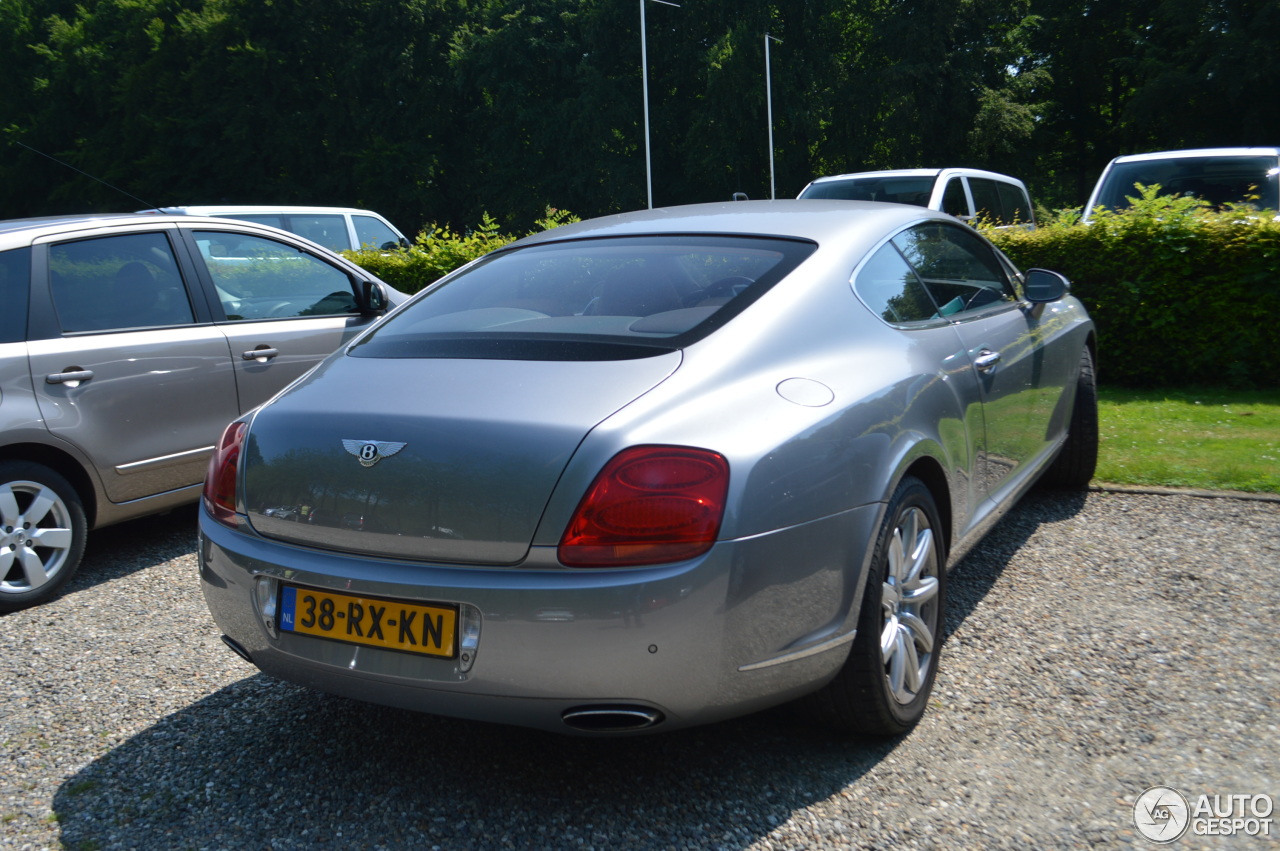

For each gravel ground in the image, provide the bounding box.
[2,489,1277,851]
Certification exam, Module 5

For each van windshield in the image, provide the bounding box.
[1094,155,1279,212]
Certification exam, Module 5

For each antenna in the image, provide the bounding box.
[10,139,159,210]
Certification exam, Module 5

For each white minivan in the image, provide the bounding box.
[1083,148,1280,220]
[143,205,411,252]
[798,168,1035,227]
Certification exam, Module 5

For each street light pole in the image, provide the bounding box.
[642,0,680,209]
[765,33,781,200]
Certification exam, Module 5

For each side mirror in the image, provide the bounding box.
[1023,268,1069,303]
[379,240,400,251]
[361,280,389,315]
[732,192,749,202]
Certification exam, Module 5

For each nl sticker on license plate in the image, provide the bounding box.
[279,585,458,658]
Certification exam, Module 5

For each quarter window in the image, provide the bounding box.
[852,243,938,324]
[194,232,357,321]
[48,233,194,333]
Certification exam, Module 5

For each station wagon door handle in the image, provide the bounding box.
[46,369,95,385]
[242,347,280,362]
[973,350,1001,373]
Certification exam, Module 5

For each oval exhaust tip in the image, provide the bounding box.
[220,634,254,664]
[562,705,664,733]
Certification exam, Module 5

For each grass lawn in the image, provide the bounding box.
[1096,387,1280,495]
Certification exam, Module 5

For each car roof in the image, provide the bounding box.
[1108,147,1280,163]
[0,212,331,248]
[807,167,1026,185]
[505,200,955,249]
[146,205,384,216]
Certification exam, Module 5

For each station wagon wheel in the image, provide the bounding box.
[799,475,945,736]
[0,462,87,612]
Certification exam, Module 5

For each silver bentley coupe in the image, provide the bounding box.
[199,200,1097,736]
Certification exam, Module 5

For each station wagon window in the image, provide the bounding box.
[48,233,195,333]
[194,231,357,321]
[354,215,401,250]
[941,179,969,218]
[891,223,1017,318]
[0,247,29,343]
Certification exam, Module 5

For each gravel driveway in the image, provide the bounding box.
[2,489,1277,850]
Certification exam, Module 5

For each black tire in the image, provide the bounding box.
[800,476,945,737]
[0,462,88,612]
[1041,346,1099,488]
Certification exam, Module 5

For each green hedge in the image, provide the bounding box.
[984,189,1280,389]
[344,208,579,296]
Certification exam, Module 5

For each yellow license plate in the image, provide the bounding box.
[279,584,457,658]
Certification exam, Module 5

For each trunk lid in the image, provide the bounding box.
[242,351,681,563]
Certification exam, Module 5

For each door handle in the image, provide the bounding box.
[242,347,280,362]
[46,369,95,385]
[973,349,1001,373]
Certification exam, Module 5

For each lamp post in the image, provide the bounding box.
[642,0,680,209]
[765,33,781,200]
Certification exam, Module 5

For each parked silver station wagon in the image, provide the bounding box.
[0,213,403,611]
[199,201,1097,736]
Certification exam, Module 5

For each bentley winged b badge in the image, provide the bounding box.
[342,439,407,468]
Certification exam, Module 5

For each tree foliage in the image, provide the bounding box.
[2,0,1277,235]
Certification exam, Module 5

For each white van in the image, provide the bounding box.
[798,168,1035,227]
[1083,148,1280,220]
[143,205,411,252]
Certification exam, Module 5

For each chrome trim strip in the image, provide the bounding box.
[737,630,857,672]
[115,445,216,475]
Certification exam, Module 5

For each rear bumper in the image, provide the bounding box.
[198,500,881,734]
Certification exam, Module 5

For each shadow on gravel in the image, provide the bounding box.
[61,505,199,598]
[944,488,1088,638]
[53,676,899,850]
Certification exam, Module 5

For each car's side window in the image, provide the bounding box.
[193,231,357,321]
[0,247,30,343]
[968,178,1006,225]
[354,215,401,250]
[891,223,1018,318]
[941,178,969,218]
[48,233,195,333]
[996,181,1031,224]
[286,215,349,252]
[852,242,939,325]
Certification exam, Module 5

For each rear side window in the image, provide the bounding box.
[0,247,30,343]
[352,235,815,360]
[852,243,938,324]
[48,233,195,333]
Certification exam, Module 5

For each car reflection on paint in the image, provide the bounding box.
[199,200,1097,736]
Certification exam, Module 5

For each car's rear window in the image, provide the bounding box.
[1096,155,1280,211]
[350,235,815,360]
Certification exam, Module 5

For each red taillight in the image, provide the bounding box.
[558,446,730,567]
[203,421,246,526]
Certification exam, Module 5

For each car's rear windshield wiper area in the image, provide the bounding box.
[349,333,677,362]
